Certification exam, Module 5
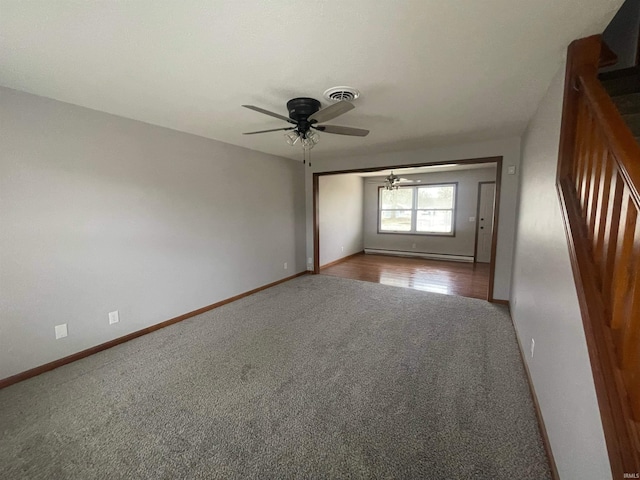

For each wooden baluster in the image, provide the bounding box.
[611,189,635,332]
[587,134,604,241]
[593,151,613,275]
[578,114,595,219]
[574,98,588,193]
[602,167,625,310]
[582,113,596,207]
[618,217,640,421]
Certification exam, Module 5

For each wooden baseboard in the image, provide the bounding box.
[511,320,560,480]
[319,250,364,269]
[491,299,510,309]
[0,271,308,390]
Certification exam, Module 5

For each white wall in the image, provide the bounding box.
[363,167,496,257]
[318,174,364,266]
[306,137,521,300]
[510,63,611,479]
[0,87,306,380]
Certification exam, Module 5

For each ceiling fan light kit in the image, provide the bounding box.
[385,172,400,190]
[242,94,369,164]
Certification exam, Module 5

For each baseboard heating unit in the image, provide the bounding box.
[364,249,474,263]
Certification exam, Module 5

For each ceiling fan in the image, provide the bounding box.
[242,97,369,150]
[366,171,421,189]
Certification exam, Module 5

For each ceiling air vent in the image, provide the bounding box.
[323,86,360,102]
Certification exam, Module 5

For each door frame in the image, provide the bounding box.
[313,155,503,302]
[473,181,497,264]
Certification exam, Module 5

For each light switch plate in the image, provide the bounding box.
[108,310,119,325]
[508,165,517,175]
[469,216,475,222]
[55,324,68,339]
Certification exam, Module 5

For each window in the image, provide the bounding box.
[379,183,456,235]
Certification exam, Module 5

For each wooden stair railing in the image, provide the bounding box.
[558,35,640,478]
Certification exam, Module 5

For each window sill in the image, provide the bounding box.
[377,230,456,237]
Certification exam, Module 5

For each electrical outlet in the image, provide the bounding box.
[341,246,344,253]
[307,257,312,264]
[530,338,535,358]
[55,324,68,339]
[284,262,288,270]
[109,310,119,325]
[412,243,416,249]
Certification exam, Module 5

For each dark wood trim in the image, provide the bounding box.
[511,318,560,480]
[473,182,482,262]
[313,156,502,177]
[312,156,503,302]
[488,158,502,302]
[0,271,309,390]
[474,181,497,263]
[319,250,364,269]
[313,173,320,274]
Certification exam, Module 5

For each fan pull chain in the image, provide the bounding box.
[302,146,311,167]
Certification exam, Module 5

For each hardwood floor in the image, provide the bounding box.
[320,253,490,300]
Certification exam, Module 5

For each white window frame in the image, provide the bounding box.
[378,183,457,236]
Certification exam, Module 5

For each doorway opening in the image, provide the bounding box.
[313,156,502,301]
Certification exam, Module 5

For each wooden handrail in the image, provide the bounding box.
[557,35,640,479]
[578,74,640,204]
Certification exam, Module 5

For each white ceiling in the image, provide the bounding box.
[0,1,622,161]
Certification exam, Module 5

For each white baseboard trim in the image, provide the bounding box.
[364,248,474,263]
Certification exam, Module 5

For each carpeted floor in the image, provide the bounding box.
[0,275,550,479]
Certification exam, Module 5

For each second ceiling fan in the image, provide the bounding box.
[366,172,421,190]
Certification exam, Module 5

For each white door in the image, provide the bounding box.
[476,182,496,263]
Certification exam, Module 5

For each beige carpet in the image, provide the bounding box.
[0,274,550,479]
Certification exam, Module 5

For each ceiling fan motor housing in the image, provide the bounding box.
[287,98,321,135]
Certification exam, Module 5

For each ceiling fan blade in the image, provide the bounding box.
[243,127,294,135]
[314,124,369,136]
[308,101,355,123]
[242,105,297,124]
